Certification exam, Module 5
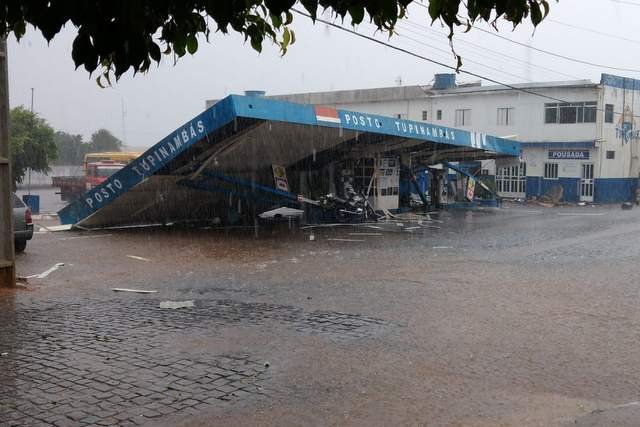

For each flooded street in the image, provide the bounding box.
[3,205,640,426]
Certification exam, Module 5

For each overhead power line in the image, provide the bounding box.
[389,24,535,82]
[608,0,640,6]
[291,8,640,121]
[472,26,640,73]
[292,8,568,104]
[409,1,640,73]
[400,20,581,80]
[547,19,640,45]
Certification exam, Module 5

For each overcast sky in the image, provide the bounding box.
[7,0,640,148]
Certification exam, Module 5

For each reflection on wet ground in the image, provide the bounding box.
[4,204,640,425]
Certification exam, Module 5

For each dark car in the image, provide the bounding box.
[12,193,34,252]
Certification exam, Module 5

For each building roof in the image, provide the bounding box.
[426,80,596,97]
[268,85,432,105]
[261,79,598,106]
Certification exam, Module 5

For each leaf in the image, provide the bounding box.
[149,42,161,62]
[250,35,263,53]
[348,5,365,25]
[13,20,26,39]
[456,54,463,72]
[541,0,550,18]
[530,1,542,26]
[284,11,293,25]
[71,31,91,69]
[428,0,442,21]
[271,13,282,27]
[174,37,186,57]
[186,34,198,54]
[300,0,318,19]
[283,27,291,47]
[104,71,112,87]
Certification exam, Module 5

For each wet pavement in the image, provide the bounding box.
[3,202,640,426]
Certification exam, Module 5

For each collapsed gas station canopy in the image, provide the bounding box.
[58,95,520,228]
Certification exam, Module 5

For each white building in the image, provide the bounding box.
[250,73,640,203]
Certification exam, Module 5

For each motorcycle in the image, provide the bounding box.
[320,191,380,223]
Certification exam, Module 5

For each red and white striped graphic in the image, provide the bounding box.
[315,106,341,124]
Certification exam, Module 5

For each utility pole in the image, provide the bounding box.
[0,37,15,287]
[28,87,33,195]
[121,97,127,148]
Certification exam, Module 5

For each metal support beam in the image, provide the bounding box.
[178,177,297,208]
[0,37,14,287]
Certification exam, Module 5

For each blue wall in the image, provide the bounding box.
[594,178,638,203]
[526,177,580,202]
[525,176,638,203]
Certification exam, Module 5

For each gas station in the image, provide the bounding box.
[57,95,520,229]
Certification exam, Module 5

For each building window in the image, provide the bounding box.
[545,104,558,124]
[544,102,597,124]
[496,163,526,194]
[422,110,428,121]
[396,113,404,119]
[455,109,471,126]
[436,110,442,120]
[497,107,514,126]
[606,150,615,159]
[584,102,597,123]
[481,169,489,175]
[544,162,559,179]
[605,104,614,123]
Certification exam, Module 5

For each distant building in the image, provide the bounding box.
[211,73,640,203]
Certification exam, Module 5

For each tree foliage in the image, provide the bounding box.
[10,106,57,187]
[53,131,87,165]
[0,1,553,82]
[89,129,122,153]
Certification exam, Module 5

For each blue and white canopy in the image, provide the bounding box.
[58,95,519,227]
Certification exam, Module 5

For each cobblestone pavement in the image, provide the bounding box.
[8,205,640,426]
[0,297,387,426]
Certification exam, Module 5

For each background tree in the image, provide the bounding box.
[0,1,552,82]
[9,106,57,189]
[53,131,88,165]
[88,129,122,153]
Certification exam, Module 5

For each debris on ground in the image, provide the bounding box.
[126,255,152,262]
[25,263,65,279]
[531,184,564,207]
[112,288,158,294]
[159,300,195,309]
[258,207,304,219]
[42,224,73,232]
